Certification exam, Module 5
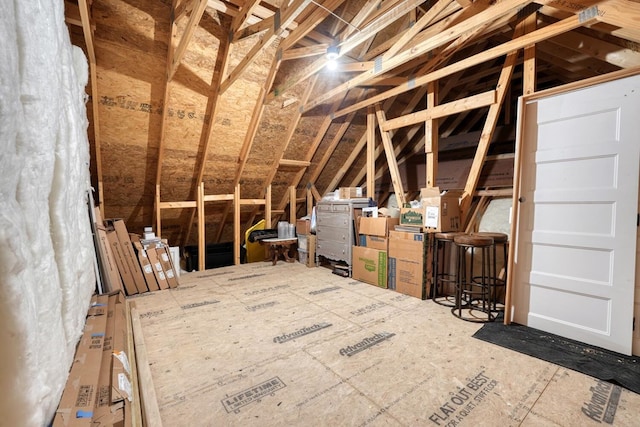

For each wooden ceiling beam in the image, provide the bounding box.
[169,0,208,80]
[324,12,597,120]
[280,0,347,51]
[230,0,262,34]
[302,0,537,113]
[220,0,312,94]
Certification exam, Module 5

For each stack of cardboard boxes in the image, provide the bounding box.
[352,188,462,299]
[54,292,135,426]
[352,216,399,288]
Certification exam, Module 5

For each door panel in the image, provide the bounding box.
[513,74,640,355]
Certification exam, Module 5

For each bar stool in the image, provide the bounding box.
[432,232,466,307]
[451,234,496,322]
[472,231,508,312]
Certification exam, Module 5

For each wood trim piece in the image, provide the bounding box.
[366,106,375,198]
[234,184,240,265]
[425,81,438,189]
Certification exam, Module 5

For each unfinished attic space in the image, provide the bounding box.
[4,0,640,425]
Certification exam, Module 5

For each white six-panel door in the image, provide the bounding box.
[513,74,640,355]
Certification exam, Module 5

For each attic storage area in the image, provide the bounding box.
[3,0,640,426]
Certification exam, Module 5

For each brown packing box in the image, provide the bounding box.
[399,207,424,227]
[106,230,138,296]
[92,294,125,427]
[388,231,430,299]
[54,295,109,426]
[338,187,362,199]
[358,217,399,250]
[156,246,179,288]
[420,187,462,233]
[146,244,169,290]
[296,219,311,235]
[131,241,160,292]
[108,220,148,293]
[352,246,388,288]
[95,223,124,294]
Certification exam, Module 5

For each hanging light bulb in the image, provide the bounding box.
[326,45,339,70]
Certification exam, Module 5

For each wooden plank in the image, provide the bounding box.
[523,12,537,96]
[326,133,368,197]
[130,306,163,427]
[306,187,313,216]
[220,0,312,94]
[159,200,198,208]
[203,194,234,202]
[266,185,272,228]
[169,0,207,80]
[382,90,496,132]
[289,186,296,222]
[280,0,347,51]
[366,106,375,199]
[240,199,266,205]
[230,0,261,34]
[375,105,406,208]
[197,182,205,271]
[125,301,143,427]
[279,159,311,167]
[383,0,455,60]
[426,81,438,189]
[282,44,328,61]
[302,0,536,113]
[460,25,524,221]
[155,187,162,238]
[327,12,593,119]
[234,184,240,265]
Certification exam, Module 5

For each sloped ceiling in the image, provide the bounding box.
[65,0,640,247]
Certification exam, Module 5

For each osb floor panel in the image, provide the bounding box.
[130,262,640,426]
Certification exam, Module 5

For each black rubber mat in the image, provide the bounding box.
[473,320,640,395]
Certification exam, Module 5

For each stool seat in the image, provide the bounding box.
[453,234,493,247]
[434,231,466,241]
[472,231,508,243]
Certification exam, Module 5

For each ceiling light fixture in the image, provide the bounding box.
[326,45,339,70]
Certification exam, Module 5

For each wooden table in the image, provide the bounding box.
[261,238,298,265]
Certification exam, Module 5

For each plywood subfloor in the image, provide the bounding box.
[130,262,640,426]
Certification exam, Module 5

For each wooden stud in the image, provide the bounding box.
[125,301,143,427]
[159,200,197,208]
[366,106,375,199]
[197,182,205,271]
[289,186,296,222]
[230,0,262,35]
[425,81,438,189]
[375,105,406,208]
[460,24,525,221]
[234,184,240,265]
[306,187,313,217]
[279,159,311,167]
[265,185,272,228]
[523,12,537,96]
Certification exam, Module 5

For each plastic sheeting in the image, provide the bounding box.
[0,1,96,426]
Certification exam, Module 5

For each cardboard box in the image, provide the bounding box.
[358,217,399,250]
[420,188,461,232]
[388,231,430,299]
[146,245,169,290]
[352,246,388,288]
[107,219,149,293]
[338,187,362,199]
[156,246,179,288]
[296,219,311,235]
[95,222,124,294]
[132,241,159,292]
[399,207,424,227]
[106,230,138,296]
[54,295,109,426]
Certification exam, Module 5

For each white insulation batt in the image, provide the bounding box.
[0,2,96,426]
